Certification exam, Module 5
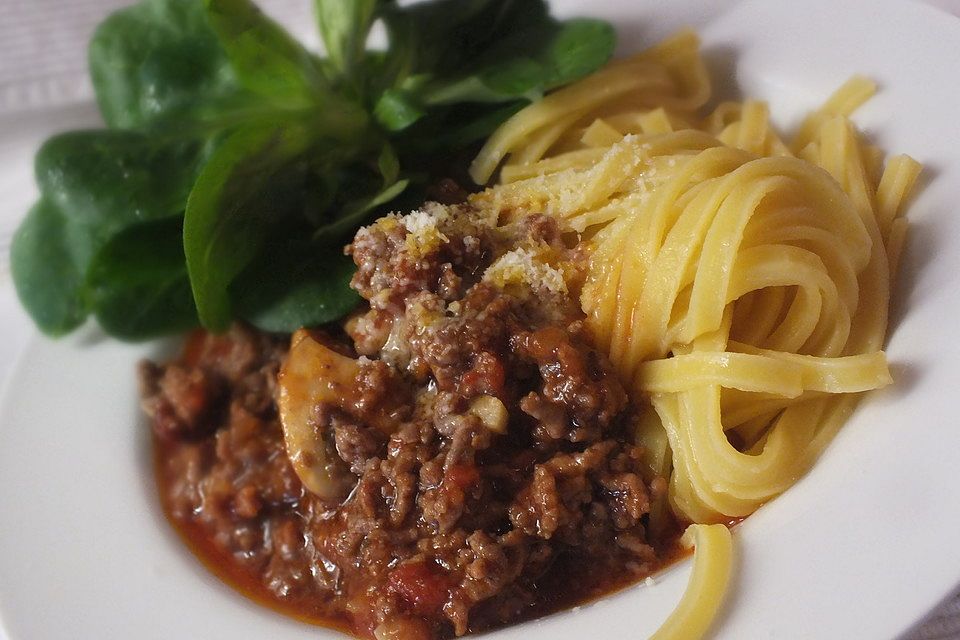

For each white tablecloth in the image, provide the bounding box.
[0,1,958,638]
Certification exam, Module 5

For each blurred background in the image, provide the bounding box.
[0,0,958,639]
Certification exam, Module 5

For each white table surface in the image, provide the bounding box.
[0,1,958,639]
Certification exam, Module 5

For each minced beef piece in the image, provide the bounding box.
[348,202,497,314]
[139,362,224,441]
[146,202,667,640]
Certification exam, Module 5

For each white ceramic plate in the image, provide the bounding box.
[2,0,960,638]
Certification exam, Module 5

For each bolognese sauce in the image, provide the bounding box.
[141,202,680,639]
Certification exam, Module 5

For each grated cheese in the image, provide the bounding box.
[483,248,568,295]
[402,203,451,257]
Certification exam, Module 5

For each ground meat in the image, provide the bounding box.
[508,441,650,550]
[425,178,471,206]
[139,361,224,440]
[333,421,384,475]
[147,202,667,640]
[513,326,627,443]
[140,325,285,442]
[347,203,496,314]
[404,286,520,397]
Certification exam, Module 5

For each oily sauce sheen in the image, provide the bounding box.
[155,432,690,635]
[154,436,353,634]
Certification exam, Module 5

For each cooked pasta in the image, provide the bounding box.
[650,524,732,640]
[470,29,920,639]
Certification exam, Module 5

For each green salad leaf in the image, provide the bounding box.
[205,0,327,104]
[36,131,207,237]
[11,129,211,337]
[234,244,360,333]
[184,122,312,331]
[89,0,245,129]
[313,0,378,82]
[10,200,89,336]
[12,0,617,340]
[86,219,197,340]
[422,18,617,104]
